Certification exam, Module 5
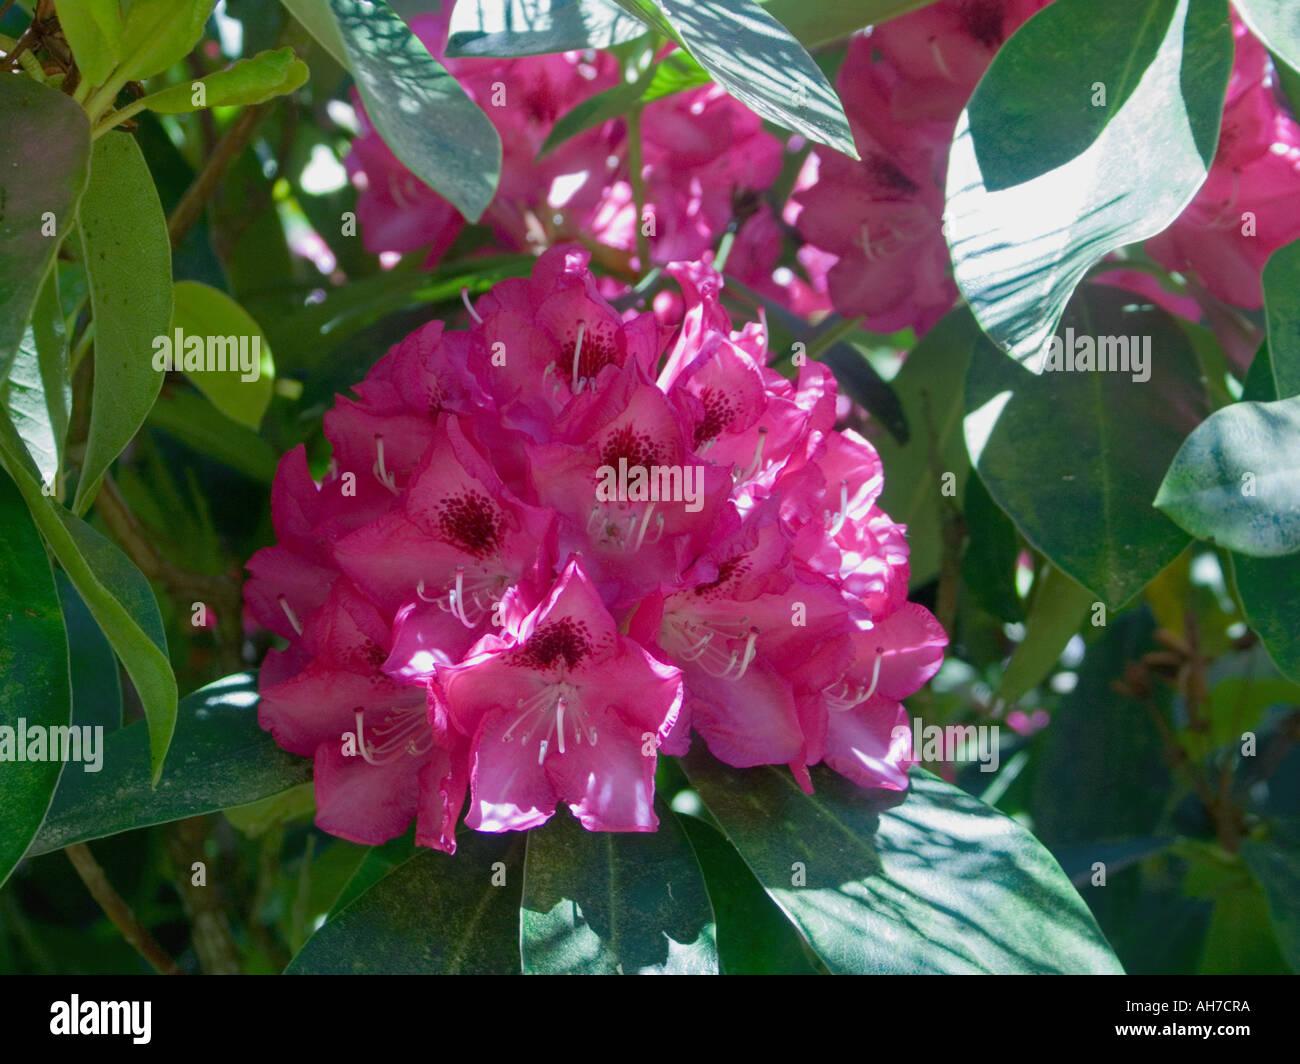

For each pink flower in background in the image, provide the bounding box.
[245,247,946,850]
[1145,14,1300,309]
[794,1,1050,333]
[346,2,620,261]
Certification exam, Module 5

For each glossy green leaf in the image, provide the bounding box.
[55,572,123,732]
[966,286,1211,607]
[1261,238,1300,398]
[74,132,173,514]
[539,67,656,159]
[54,0,123,87]
[447,0,648,57]
[168,281,275,429]
[1231,551,1300,682]
[143,48,309,113]
[642,0,858,157]
[286,834,524,974]
[1154,395,1300,557]
[328,0,501,221]
[961,473,1023,623]
[676,813,819,974]
[520,803,718,974]
[0,475,71,889]
[26,673,309,856]
[1241,839,1300,971]
[119,0,217,80]
[946,0,1232,366]
[1234,0,1300,76]
[0,77,90,384]
[875,309,977,588]
[3,271,69,491]
[996,564,1094,705]
[682,755,1123,973]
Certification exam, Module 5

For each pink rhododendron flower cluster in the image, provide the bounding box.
[1144,13,1300,310]
[244,247,946,850]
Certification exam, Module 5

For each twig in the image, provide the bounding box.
[65,842,182,975]
[167,101,273,248]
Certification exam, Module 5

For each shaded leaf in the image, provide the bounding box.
[26,673,309,855]
[682,755,1123,973]
[0,475,70,889]
[286,834,524,973]
[520,803,718,974]
[0,77,90,384]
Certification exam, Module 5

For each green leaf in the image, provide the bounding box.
[961,473,1023,623]
[26,673,310,856]
[540,68,655,159]
[146,387,279,483]
[1241,838,1300,971]
[966,286,1211,607]
[286,834,524,974]
[168,281,275,429]
[3,270,70,491]
[1231,552,1300,682]
[875,308,977,588]
[681,756,1123,973]
[0,77,90,384]
[676,812,819,973]
[1226,351,1300,681]
[1030,610,1171,848]
[143,47,309,113]
[1154,395,1300,557]
[328,0,501,221]
[50,508,175,781]
[223,781,315,837]
[1234,0,1300,76]
[641,0,858,157]
[0,475,71,889]
[520,803,718,974]
[1261,238,1300,398]
[762,0,937,50]
[55,572,123,732]
[996,564,1094,705]
[74,132,173,514]
[119,0,217,80]
[946,0,1232,366]
[447,0,649,57]
[54,0,123,87]
[278,0,352,68]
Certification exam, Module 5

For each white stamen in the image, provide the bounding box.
[862,646,885,701]
[373,434,399,494]
[278,595,304,636]
[538,739,548,764]
[571,321,587,394]
[826,479,848,537]
[556,697,567,755]
[461,287,483,323]
[735,427,768,483]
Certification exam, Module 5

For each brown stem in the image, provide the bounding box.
[168,102,273,249]
[65,843,182,975]
[165,818,243,974]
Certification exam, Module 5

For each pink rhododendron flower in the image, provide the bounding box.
[245,246,946,852]
[345,2,620,260]
[1145,14,1300,309]
[794,1,1051,333]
